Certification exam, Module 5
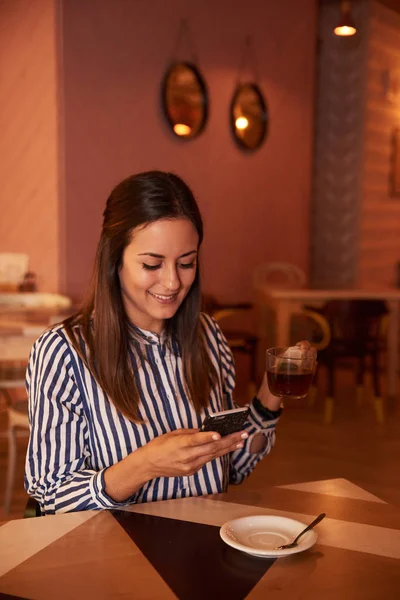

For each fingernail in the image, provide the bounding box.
[212,434,220,441]
[241,433,249,439]
[236,442,244,449]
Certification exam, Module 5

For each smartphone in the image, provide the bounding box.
[200,406,250,437]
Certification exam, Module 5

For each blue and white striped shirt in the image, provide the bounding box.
[25,314,279,514]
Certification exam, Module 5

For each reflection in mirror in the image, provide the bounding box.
[162,62,208,140]
[230,83,268,151]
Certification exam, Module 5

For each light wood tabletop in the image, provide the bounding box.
[0,478,399,599]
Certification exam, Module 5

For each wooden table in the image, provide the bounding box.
[0,304,75,362]
[1,479,399,599]
[0,292,72,311]
[261,288,400,398]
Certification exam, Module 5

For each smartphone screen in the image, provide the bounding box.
[200,407,250,437]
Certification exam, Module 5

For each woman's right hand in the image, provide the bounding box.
[140,428,249,479]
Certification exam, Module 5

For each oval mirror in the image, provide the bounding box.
[162,62,208,140]
[230,83,268,151]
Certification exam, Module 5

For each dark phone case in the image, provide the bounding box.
[200,408,250,437]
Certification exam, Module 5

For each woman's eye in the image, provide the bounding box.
[142,261,196,271]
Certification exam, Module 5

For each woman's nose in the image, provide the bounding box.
[160,265,181,291]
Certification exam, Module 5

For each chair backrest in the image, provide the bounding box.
[202,294,220,315]
[201,294,255,335]
[0,359,27,407]
[322,300,388,347]
[287,308,331,351]
[253,262,306,291]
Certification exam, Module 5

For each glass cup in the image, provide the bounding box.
[266,347,317,399]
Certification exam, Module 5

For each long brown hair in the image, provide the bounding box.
[63,171,218,422]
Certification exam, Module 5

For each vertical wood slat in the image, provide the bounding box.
[359,1,400,288]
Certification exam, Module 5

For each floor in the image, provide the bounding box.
[245,386,400,506]
[1,367,399,521]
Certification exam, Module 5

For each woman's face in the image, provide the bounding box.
[119,218,199,333]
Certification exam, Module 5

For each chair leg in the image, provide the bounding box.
[4,424,17,514]
[324,360,335,424]
[371,351,384,424]
[371,352,381,397]
[308,365,319,407]
[356,356,366,406]
[248,341,258,401]
[327,359,335,398]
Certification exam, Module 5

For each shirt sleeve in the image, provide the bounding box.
[24,329,138,515]
[212,317,280,485]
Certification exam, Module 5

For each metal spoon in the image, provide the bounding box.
[275,512,326,550]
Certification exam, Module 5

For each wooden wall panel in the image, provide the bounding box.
[358,1,400,288]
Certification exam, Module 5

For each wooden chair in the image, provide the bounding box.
[24,496,41,518]
[252,262,308,357]
[202,295,331,402]
[253,262,306,291]
[289,308,331,351]
[311,300,388,424]
[203,295,258,400]
[0,360,29,514]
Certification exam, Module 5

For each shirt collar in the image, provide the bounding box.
[129,323,165,344]
[129,322,181,355]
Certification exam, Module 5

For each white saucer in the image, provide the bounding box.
[220,515,318,558]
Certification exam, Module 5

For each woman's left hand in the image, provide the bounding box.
[257,340,317,410]
[295,340,317,358]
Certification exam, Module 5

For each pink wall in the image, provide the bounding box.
[61,0,317,301]
[0,0,60,292]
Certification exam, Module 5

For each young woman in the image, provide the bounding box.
[25,171,306,515]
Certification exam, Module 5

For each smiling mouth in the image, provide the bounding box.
[148,291,179,304]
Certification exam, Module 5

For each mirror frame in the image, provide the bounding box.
[161,61,209,140]
[230,82,268,151]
